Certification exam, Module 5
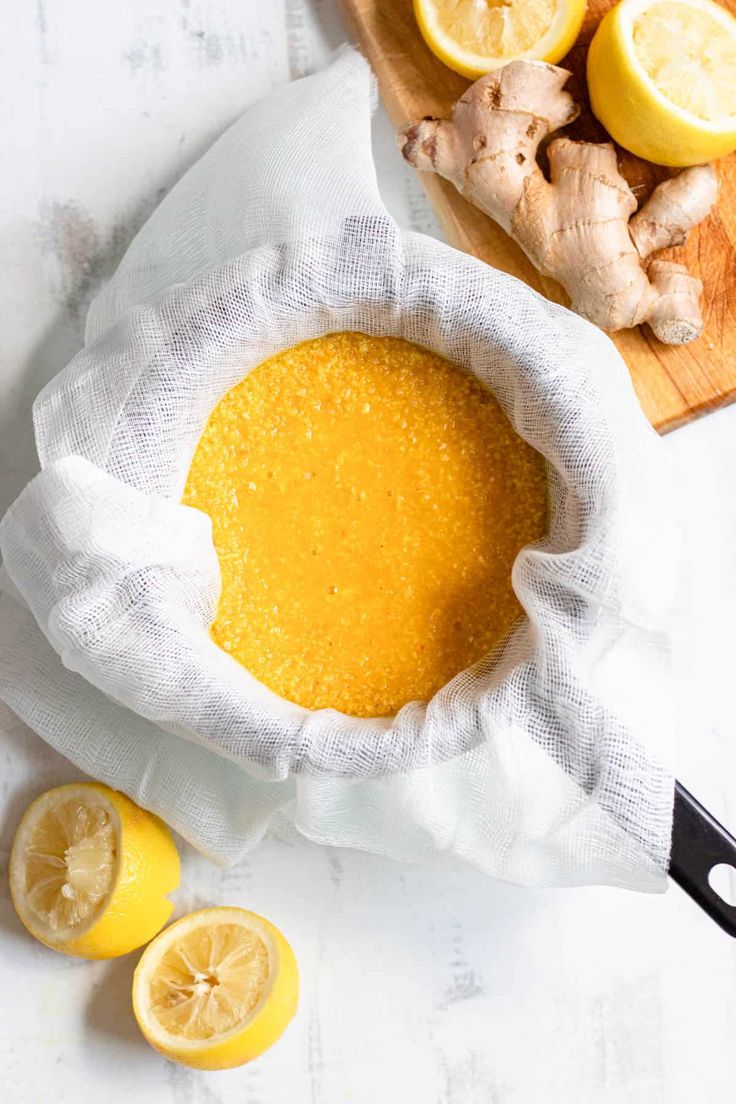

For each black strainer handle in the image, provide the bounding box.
[669,781,736,937]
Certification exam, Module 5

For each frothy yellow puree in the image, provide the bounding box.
[183,333,547,717]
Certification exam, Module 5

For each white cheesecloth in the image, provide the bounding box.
[0,49,678,888]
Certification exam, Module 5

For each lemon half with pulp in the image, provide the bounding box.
[132,907,299,1070]
[9,782,180,959]
[414,0,588,78]
[588,0,736,165]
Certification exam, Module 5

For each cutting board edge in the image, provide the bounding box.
[338,0,736,436]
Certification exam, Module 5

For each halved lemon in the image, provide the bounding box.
[9,782,180,959]
[588,0,736,165]
[414,0,588,78]
[132,907,299,1070]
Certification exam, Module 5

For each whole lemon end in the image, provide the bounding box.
[414,0,588,79]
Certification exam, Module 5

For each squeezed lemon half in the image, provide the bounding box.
[9,782,180,959]
[414,0,588,78]
[588,0,736,165]
[132,907,299,1070]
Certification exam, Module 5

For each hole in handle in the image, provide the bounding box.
[708,863,736,907]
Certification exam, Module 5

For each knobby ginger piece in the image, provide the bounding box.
[399,60,718,344]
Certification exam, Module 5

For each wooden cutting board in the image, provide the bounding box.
[339,0,736,432]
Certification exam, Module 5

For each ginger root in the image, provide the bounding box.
[399,61,718,344]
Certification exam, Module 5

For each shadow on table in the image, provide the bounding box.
[0,93,277,523]
[0,881,32,949]
[0,184,171,520]
[85,953,149,1054]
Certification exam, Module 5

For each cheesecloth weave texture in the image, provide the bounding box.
[0,48,678,888]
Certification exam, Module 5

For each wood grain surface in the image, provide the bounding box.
[339,0,736,432]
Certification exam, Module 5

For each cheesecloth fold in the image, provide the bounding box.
[0,48,678,888]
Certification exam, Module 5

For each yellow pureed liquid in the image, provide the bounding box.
[183,333,547,717]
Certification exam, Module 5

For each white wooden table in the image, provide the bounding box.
[2,3,736,1101]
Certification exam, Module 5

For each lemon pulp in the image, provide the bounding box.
[427,0,557,55]
[183,333,547,717]
[133,907,299,1070]
[633,1,736,122]
[149,922,270,1040]
[14,789,117,940]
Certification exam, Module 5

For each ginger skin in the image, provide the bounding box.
[399,61,718,344]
